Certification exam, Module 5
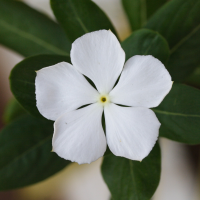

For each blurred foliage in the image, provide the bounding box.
[185,67,200,88]
[122,0,168,31]
[3,98,26,124]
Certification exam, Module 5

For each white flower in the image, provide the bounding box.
[35,30,172,164]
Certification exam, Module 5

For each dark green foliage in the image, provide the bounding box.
[145,0,200,82]
[154,84,200,144]
[0,115,70,190]
[122,29,169,63]
[122,0,167,31]
[102,143,161,200]
[3,98,27,124]
[0,0,71,56]
[50,0,117,42]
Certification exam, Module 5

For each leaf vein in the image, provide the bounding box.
[68,0,89,33]
[0,20,69,55]
[170,1,200,54]
[153,109,200,118]
[170,23,200,54]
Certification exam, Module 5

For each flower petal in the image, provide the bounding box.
[53,103,106,164]
[104,103,160,161]
[110,55,173,108]
[71,30,125,94]
[36,62,99,121]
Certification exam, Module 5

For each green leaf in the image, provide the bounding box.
[153,83,200,144]
[0,114,70,190]
[102,143,161,200]
[185,66,200,88]
[122,0,167,31]
[0,0,71,57]
[3,98,27,124]
[10,55,70,118]
[50,0,117,42]
[146,0,168,19]
[121,29,170,64]
[145,0,200,82]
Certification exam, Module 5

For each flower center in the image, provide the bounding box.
[98,94,110,106]
[101,97,107,103]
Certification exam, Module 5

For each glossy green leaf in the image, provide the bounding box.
[122,29,170,64]
[0,114,70,190]
[102,143,161,200]
[145,0,200,82]
[10,55,70,118]
[3,98,27,124]
[50,0,117,42]
[0,0,71,56]
[122,0,167,31]
[153,84,200,144]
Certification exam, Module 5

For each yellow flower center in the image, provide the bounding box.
[98,94,110,106]
[101,97,107,103]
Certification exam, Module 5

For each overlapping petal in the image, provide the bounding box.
[110,55,172,108]
[35,62,99,121]
[71,30,125,94]
[52,103,106,164]
[104,103,160,161]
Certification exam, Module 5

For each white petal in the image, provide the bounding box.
[104,103,160,161]
[71,30,125,94]
[53,103,106,164]
[110,55,173,108]
[35,62,99,121]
